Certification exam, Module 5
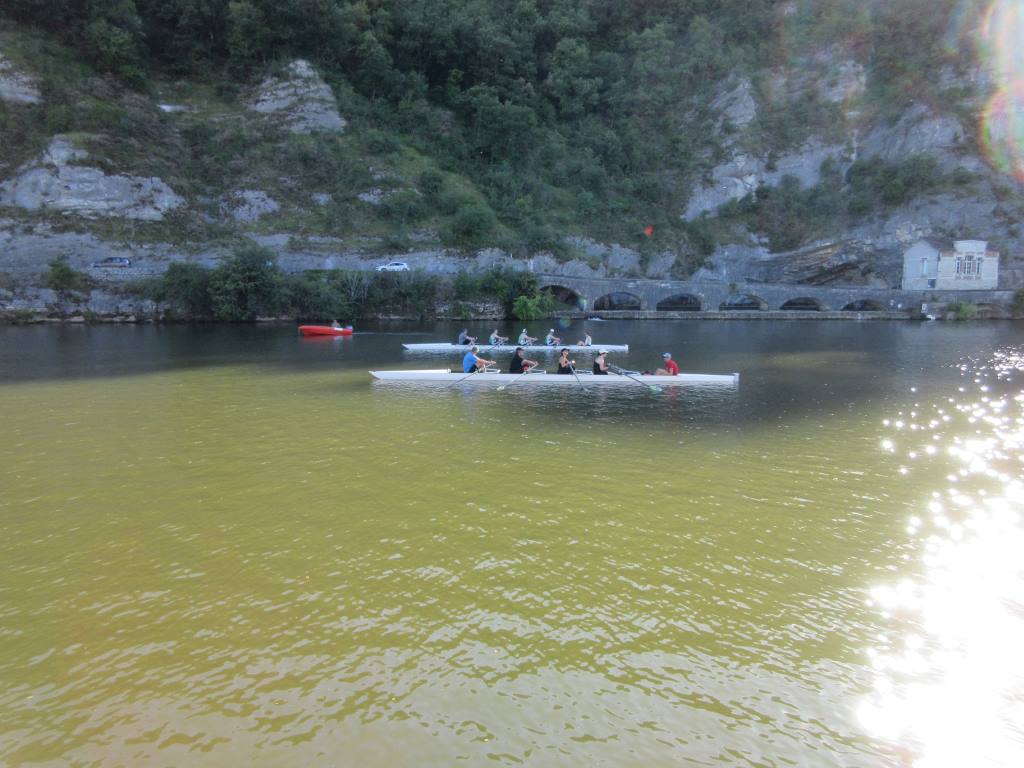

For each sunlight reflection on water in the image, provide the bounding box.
[860,350,1024,767]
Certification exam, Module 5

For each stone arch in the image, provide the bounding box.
[719,293,768,311]
[593,292,642,310]
[540,284,583,309]
[841,299,887,311]
[656,293,703,311]
[779,297,825,311]
[975,302,1010,319]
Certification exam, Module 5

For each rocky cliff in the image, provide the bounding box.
[1,26,1023,318]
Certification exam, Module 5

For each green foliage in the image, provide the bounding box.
[946,301,978,321]
[43,258,90,294]
[161,262,213,318]
[510,290,559,320]
[1,0,969,258]
[207,245,283,321]
[441,202,497,248]
[717,155,949,252]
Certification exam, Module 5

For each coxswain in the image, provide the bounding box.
[655,352,679,376]
[576,332,592,346]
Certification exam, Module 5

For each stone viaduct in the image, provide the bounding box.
[535,274,1016,313]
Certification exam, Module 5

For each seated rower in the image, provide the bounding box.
[517,328,538,345]
[462,345,495,373]
[457,328,477,346]
[654,352,679,376]
[576,332,592,347]
[593,349,610,375]
[544,328,561,346]
[555,348,575,374]
[489,329,508,346]
[509,347,539,374]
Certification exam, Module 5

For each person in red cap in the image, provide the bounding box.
[655,352,679,376]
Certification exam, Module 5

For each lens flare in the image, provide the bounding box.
[980,81,1024,180]
[974,1,1024,177]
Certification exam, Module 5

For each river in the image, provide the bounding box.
[1,320,1022,766]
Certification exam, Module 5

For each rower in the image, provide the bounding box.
[576,332,592,346]
[509,347,538,374]
[593,349,609,375]
[457,328,476,346]
[655,352,679,376]
[489,329,508,346]
[517,328,537,345]
[544,328,561,346]
[555,348,575,374]
[462,345,495,373]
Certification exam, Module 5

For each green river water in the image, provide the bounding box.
[1,320,1022,767]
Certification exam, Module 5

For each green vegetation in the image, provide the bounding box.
[714,155,953,252]
[42,258,91,295]
[511,292,560,321]
[0,0,975,261]
[134,248,549,320]
[946,301,978,321]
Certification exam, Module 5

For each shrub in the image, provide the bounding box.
[418,169,445,198]
[441,202,497,247]
[43,258,90,294]
[281,272,354,321]
[946,301,977,321]
[511,290,559,320]
[208,246,284,321]
[380,189,426,225]
[161,262,213,317]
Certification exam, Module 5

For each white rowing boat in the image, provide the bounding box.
[370,369,739,386]
[403,342,629,353]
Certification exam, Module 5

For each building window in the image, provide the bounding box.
[975,257,983,276]
[920,257,928,277]
[955,256,963,275]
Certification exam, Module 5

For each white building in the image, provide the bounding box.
[901,238,999,290]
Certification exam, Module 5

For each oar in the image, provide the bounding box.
[610,364,661,393]
[568,363,585,390]
[497,368,534,391]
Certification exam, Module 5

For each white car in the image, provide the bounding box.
[376,261,410,272]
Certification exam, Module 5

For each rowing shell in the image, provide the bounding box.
[370,369,739,386]
[402,342,629,353]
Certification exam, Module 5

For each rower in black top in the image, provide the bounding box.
[556,348,574,374]
[509,347,539,374]
[593,349,609,375]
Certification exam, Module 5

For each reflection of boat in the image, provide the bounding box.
[299,325,353,336]
[403,342,628,353]
[371,369,738,386]
[586,317,606,321]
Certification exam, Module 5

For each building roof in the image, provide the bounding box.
[921,236,954,251]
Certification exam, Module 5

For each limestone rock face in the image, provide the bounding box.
[712,78,758,132]
[250,60,346,134]
[221,190,280,223]
[0,54,40,105]
[860,103,969,168]
[685,140,846,219]
[0,137,184,220]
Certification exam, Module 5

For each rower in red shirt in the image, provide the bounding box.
[655,352,679,376]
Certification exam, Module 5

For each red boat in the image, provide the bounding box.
[298,325,353,337]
